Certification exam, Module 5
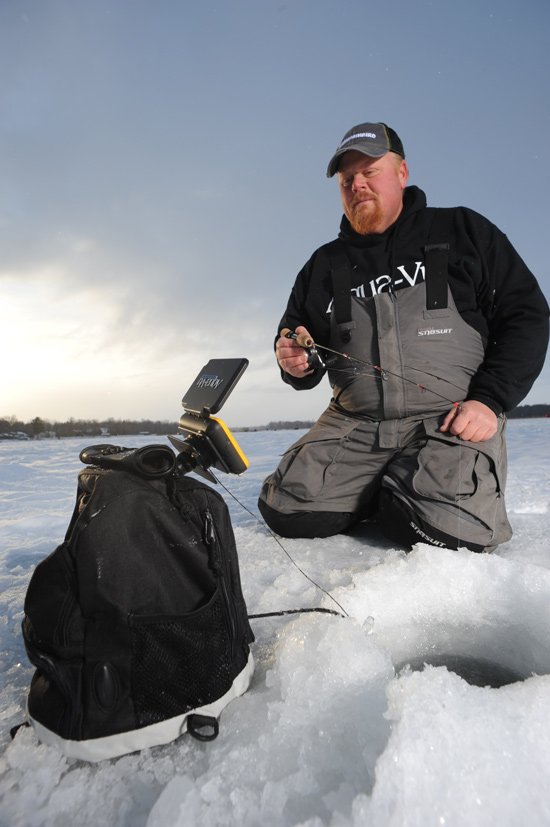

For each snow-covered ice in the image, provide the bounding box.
[1,419,550,826]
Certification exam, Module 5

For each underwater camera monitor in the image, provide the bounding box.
[168,358,249,482]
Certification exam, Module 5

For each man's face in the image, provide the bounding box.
[337,150,408,235]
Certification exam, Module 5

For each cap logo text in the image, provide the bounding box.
[339,132,378,148]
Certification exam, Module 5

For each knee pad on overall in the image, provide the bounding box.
[378,488,487,553]
[258,499,353,539]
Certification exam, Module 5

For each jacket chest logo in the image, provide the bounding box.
[326,261,426,313]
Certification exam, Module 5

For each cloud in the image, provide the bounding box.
[2,0,549,426]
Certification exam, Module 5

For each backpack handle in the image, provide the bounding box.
[187,714,219,742]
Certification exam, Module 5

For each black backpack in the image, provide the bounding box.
[21,445,255,762]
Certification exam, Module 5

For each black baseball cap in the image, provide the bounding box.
[326,122,405,178]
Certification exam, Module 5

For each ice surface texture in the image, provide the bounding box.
[1,420,550,826]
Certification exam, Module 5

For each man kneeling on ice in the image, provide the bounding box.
[258,121,549,552]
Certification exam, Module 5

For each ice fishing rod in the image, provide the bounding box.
[280,328,463,411]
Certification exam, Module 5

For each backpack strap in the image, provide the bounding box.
[325,240,356,344]
[424,208,454,310]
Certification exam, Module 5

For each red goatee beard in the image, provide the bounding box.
[349,195,384,235]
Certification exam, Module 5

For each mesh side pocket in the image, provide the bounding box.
[129,590,232,727]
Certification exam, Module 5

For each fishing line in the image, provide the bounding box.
[212,473,349,619]
[457,440,464,549]
[401,364,469,395]
[454,405,465,550]
[314,340,460,406]
[281,330,463,409]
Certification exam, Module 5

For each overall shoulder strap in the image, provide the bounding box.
[424,208,454,310]
[323,240,356,343]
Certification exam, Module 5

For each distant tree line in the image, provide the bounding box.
[265,420,316,430]
[1,405,549,440]
[508,404,550,419]
[0,415,179,439]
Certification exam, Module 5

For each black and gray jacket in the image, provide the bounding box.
[277,186,549,417]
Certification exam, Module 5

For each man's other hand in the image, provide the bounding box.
[440,400,498,443]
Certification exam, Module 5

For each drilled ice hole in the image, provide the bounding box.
[389,592,550,688]
[395,653,527,688]
[345,548,550,690]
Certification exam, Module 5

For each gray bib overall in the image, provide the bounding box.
[259,211,512,550]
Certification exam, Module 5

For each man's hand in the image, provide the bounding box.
[440,400,498,443]
[276,326,314,378]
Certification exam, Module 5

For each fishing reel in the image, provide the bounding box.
[280,328,326,371]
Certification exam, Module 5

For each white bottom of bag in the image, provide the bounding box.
[28,651,255,763]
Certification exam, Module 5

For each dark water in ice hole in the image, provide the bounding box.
[397,654,529,688]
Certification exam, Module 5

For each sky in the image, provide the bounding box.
[1,0,549,428]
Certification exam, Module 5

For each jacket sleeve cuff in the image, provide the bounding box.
[466,395,504,416]
[281,367,324,390]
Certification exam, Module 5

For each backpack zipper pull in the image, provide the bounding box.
[204,511,221,575]
[204,510,215,545]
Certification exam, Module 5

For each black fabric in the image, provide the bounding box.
[258,498,353,539]
[276,185,549,414]
[22,455,254,749]
[326,208,453,332]
[378,487,487,553]
[424,208,453,311]
[326,241,356,343]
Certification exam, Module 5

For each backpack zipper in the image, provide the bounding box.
[57,545,80,648]
[204,510,237,659]
[23,638,77,740]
